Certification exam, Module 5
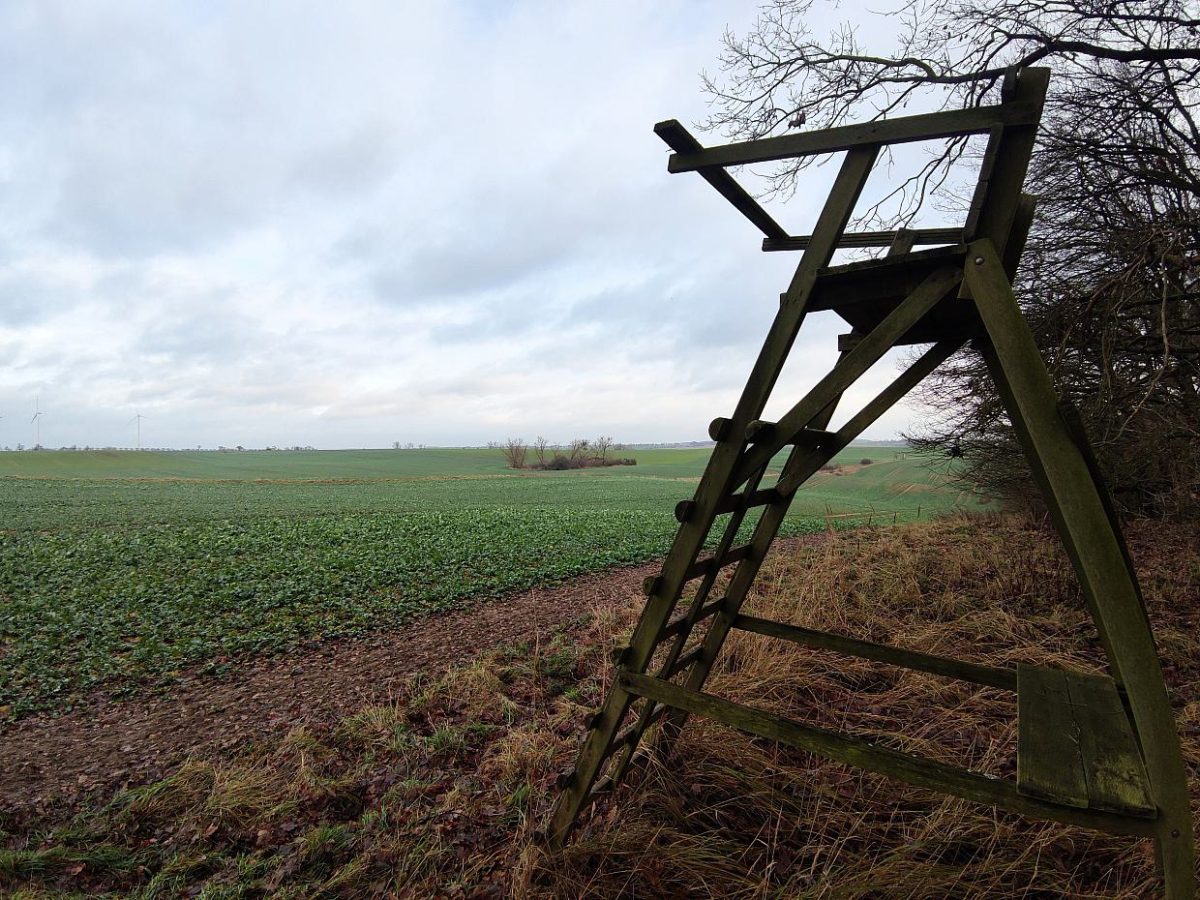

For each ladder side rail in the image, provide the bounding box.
[546,144,880,845]
[606,458,775,788]
[655,339,964,755]
[966,239,1193,898]
[732,266,963,490]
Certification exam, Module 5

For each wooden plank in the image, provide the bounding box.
[816,243,966,282]
[807,249,969,314]
[1017,664,1089,808]
[734,265,962,487]
[618,670,1157,837]
[1066,671,1155,816]
[735,614,1017,691]
[667,101,1044,172]
[763,227,961,252]
[967,238,1192,893]
[654,120,789,240]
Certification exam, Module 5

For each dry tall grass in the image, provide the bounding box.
[1,513,1196,897]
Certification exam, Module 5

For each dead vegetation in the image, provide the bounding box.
[1,513,1196,897]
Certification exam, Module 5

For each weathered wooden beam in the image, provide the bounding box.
[967,238,1192,892]
[962,69,1049,257]
[733,614,1017,691]
[803,245,967,311]
[763,227,962,252]
[775,339,963,496]
[734,265,961,488]
[618,670,1158,837]
[655,119,789,240]
[667,101,1043,173]
[1017,664,1090,808]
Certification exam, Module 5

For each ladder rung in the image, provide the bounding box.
[604,702,668,760]
[665,646,704,678]
[659,597,725,641]
[796,427,836,447]
[684,544,753,581]
[674,489,780,523]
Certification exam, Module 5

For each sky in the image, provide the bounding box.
[0,0,957,450]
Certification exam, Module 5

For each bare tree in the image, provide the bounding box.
[568,438,590,462]
[533,435,550,467]
[707,0,1200,517]
[502,437,527,469]
[593,435,614,461]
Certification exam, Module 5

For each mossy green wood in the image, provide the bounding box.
[1066,670,1154,816]
[549,66,1192,897]
[1016,664,1091,808]
[666,100,1043,172]
[619,670,1158,838]
[965,241,1193,895]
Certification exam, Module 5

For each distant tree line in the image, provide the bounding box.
[707,0,1199,518]
[494,436,636,470]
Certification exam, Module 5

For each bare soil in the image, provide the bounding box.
[0,555,676,821]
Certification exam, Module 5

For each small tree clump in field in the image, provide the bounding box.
[860,458,873,466]
[498,435,635,470]
[502,438,527,469]
[533,436,550,467]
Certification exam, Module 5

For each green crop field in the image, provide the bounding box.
[0,446,981,718]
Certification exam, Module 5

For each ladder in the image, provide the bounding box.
[546,68,1193,897]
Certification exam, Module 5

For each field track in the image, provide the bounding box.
[2,542,803,818]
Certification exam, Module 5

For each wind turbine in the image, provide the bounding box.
[30,396,43,448]
[130,412,146,450]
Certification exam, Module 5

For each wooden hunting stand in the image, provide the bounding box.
[548,68,1194,897]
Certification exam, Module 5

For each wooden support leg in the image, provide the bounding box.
[966,239,1194,899]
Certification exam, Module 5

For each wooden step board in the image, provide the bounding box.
[1017,664,1155,817]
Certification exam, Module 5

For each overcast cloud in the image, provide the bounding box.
[0,0,945,450]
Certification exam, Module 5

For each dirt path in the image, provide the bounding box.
[0,558,665,821]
